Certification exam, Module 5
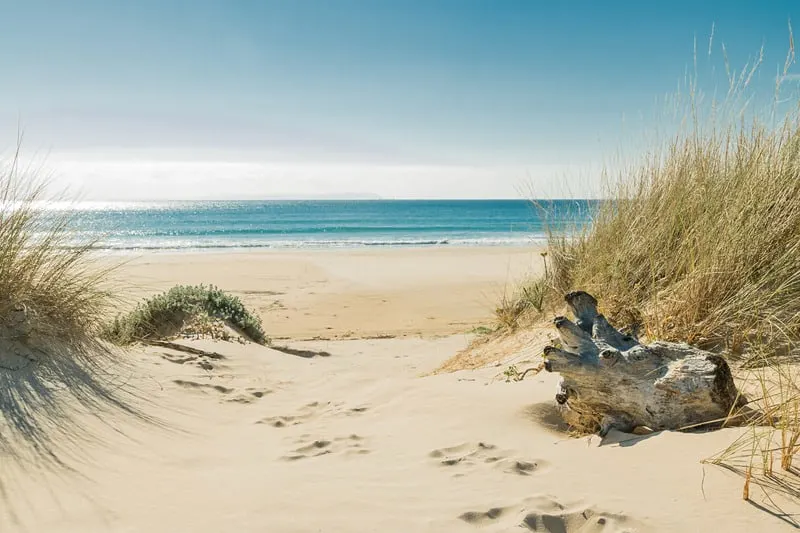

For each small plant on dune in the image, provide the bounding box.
[495,275,550,330]
[103,284,268,345]
[0,148,114,363]
[501,362,544,382]
[468,325,495,336]
[494,249,552,330]
[502,364,521,382]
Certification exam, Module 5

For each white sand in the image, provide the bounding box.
[111,246,543,339]
[2,248,796,531]
[4,335,793,532]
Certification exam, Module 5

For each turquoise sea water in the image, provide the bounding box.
[55,200,596,252]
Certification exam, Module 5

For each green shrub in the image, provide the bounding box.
[104,284,268,345]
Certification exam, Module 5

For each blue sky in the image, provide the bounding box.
[0,0,797,199]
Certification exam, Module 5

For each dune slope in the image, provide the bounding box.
[2,335,796,532]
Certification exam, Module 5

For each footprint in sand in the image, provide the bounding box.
[155,344,226,371]
[459,496,643,532]
[225,387,273,404]
[257,401,370,428]
[458,506,517,527]
[172,380,233,394]
[429,442,546,477]
[172,380,271,403]
[281,434,370,461]
[257,401,334,428]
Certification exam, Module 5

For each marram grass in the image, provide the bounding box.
[0,156,115,360]
[499,32,800,509]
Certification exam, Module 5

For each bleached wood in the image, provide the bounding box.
[543,291,741,435]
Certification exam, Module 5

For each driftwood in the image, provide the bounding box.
[543,291,741,435]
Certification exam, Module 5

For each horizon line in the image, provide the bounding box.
[57,197,602,202]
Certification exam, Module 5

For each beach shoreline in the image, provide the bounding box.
[97,241,546,256]
[110,245,546,340]
[58,198,590,253]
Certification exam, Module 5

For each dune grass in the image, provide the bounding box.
[500,112,800,347]
[0,151,114,361]
[494,274,549,331]
[103,284,269,345]
[546,116,800,356]
[496,29,800,507]
[492,250,552,331]
[503,35,800,358]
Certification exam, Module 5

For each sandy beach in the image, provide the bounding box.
[4,334,784,533]
[2,246,796,532]
[112,246,544,340]
[5,1,800,530]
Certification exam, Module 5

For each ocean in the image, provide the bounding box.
[55,200,596,252]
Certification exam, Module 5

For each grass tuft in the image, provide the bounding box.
[103,284,269,345]
[494,268,551,331]
[0,150,114,362]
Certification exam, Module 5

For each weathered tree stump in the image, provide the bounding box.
[543,291,741,436]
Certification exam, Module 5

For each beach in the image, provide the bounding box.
[113,246,544,339]
[6,2,800,531]
[3,245,797,532]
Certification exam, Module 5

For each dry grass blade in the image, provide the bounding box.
[0,160,117,349]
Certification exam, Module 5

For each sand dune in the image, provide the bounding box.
[3,333,796,532]
[3,248,797,532]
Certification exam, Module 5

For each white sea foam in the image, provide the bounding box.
[85,235,547,253]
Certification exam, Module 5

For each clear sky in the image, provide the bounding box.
[0,0,797,199]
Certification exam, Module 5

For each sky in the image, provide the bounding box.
[0,0,798,200]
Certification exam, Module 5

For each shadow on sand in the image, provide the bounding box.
[0,340,166,526]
